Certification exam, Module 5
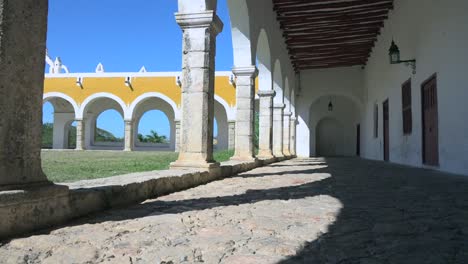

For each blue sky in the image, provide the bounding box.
[44,0,233,138]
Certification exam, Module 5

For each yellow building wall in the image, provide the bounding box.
[44,75,247,107]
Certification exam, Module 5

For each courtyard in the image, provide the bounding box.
[2,158,467,263]
[41,150,234,182]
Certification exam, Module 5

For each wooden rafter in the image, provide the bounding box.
[272,0,393,71]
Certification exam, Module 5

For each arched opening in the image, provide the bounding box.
[309,95,361,157]
[256,29,272,91]
[132,96,176,151]
[316,117,344,157]
[81,97,125,150]
[214,99,229,150]
[94,109,124,149]
[273,59,284,104]
[42,97,77,149]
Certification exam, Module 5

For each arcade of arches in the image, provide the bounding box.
[1,0,468,253]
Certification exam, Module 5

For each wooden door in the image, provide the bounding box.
[356,124,361,156]
[421,74,439,166]
[383,100,389,161]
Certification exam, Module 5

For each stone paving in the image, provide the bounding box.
[1,158,468,263]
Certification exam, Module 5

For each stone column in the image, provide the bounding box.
[170,11,223,170]
[228,120,236,150]
[174,120,181,152]
[283,111,292,157]
[0,0,51,189]
[273,103,285,158]
[231,66,257,161]
[124,120,134,151]
[257,90,275,159]
[75,119,86,151]
[290,116,297,156]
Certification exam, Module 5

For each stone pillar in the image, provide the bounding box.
[228,120,236,150]
[283,111,292,157]
[0,0,51,189]
[174,120,181,152]
[75,119,86,151]
[231,66,257,161]
[170,11,223,170]
[124,120,134,151]
[273,103,285,158]
[290,116,297,156]
[257,90,275,159]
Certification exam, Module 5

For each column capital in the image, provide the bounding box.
[258,90,276,98]
[232,66,258,78]
[273,103,286,109]
[228,120,236,124]
[290,116,297,121]
[175,11,223,35]
[283,111,292,117]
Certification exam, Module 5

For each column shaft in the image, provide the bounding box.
[174,120,181,152]
[75,119,86,151]
[170,11,223,169]
[283,111,292,157]
[257,90,275,159]
[273,103,285,158]
[124,120,134,151]
[290,116,297,156]
[231,66,257,161]
[228,121,236,150]
[0,0,50,189]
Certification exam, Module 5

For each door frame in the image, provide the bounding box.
[421,73,439,166]
[383,99,389,161]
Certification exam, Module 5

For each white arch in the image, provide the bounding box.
[128,92,180,120]
[78,92,128,120]
[273,59,284,103]
[228,0,254,66]
[309,92,364,112]
[215,95,236,120]
[256,29,273,91]
[43,92,79,117]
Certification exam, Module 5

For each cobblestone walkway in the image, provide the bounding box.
[1,158,468,263]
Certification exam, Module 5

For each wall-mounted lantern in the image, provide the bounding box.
[229,74,236,87]
[176,76,182,87]
[76,77,83,89]
[328,100,333,112]
[125,76,133,90]
[389,40,416,74]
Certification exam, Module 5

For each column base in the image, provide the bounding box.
[230,156,258,163]
[170,160,220,171]
[0,183,71,239]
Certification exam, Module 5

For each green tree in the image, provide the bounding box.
[145,130,168,143]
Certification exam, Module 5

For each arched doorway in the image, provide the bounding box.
[132,97,175,151]
[42,96,77,149]
[316,117,344,156]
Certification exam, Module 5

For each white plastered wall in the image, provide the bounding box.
[361,0,468,175]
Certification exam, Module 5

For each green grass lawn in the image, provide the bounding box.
[42,149,234,183]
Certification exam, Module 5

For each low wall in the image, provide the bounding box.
[0,157,282,240]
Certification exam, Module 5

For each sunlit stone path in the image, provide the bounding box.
[1,158,468,264]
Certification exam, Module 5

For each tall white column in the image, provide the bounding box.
[257,90,275,159]
[174,120,181,152]
[0,0,50,189]
[170,11,223,170]
[231,66,257,161]
[228,120,236,150]
[273,103,285,158]
[290,116,297,156]
[124,120,134,152]
[283,111,292,157]
[75,119,86,151]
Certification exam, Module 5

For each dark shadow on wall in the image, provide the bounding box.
[6,158,468,263]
